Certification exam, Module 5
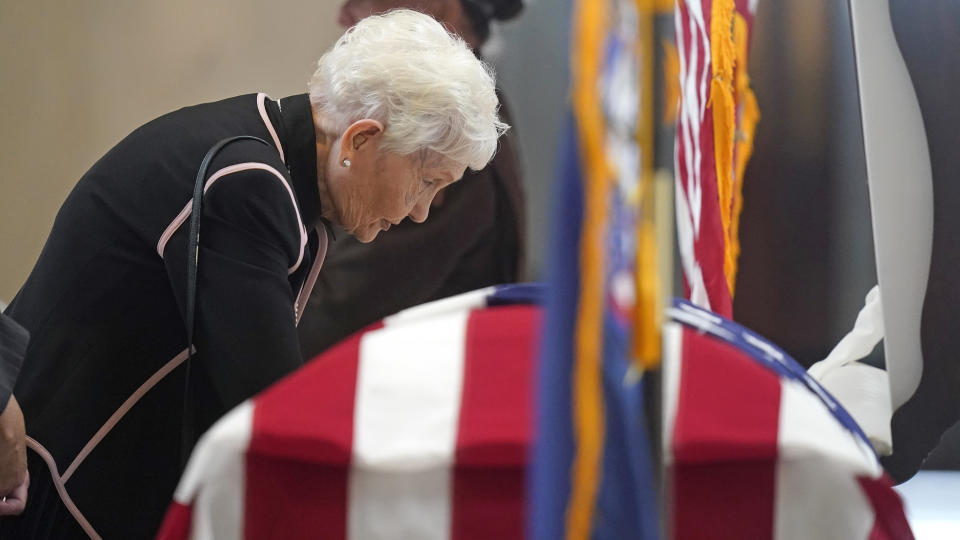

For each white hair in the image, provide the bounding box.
[308,9,508,171]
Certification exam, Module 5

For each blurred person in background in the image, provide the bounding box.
[298,0,526,357]
[0,10,506,538]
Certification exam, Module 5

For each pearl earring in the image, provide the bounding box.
[342,158,351,168]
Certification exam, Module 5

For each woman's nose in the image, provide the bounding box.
[408,197,431,223]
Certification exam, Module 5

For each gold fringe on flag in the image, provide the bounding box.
[662,39,680,128]
[727,12,760,295]
[634,0,661,369]
[710,0,738,295]
[567,0,609,537]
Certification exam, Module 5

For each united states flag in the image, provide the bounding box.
[674,0,760,316]
[663,299,914,540]
[156,287,914,539]
[156,286,540,540]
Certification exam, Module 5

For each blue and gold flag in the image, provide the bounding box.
[530,1,674,538]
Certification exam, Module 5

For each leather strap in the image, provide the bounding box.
[181,135,272,465]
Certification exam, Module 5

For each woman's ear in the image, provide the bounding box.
[340,119,385,158]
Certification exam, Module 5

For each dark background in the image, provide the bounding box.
[735,0,959,470]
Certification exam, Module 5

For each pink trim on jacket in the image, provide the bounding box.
[26,436,102,540]
[61,347,192,484]
[294,226,329,325]
[155,162,308,274]
[257,92,285,163]
[156,201,192,257]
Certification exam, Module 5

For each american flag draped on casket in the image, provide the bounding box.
[155,285,541,540]
[156,285,915,539]
[663,299,914,540]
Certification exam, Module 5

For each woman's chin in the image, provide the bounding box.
[352,225,380,243]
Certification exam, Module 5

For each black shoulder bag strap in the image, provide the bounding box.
[181,135,272,466]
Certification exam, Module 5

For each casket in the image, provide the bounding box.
[157,290,913,539]
[156,286,541,540]
[663,299,913,540]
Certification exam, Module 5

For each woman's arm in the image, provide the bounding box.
[162,166,307,411]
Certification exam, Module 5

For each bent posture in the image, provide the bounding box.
[1,10,505,538]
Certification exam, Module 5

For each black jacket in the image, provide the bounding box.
[2,93,324,538]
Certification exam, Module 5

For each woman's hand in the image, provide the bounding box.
[0,396,27,515]
[0,470,28,516]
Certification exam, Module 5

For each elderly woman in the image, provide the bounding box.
[0,10,505,539]
[300,0,526,357]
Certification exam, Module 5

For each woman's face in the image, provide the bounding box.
[324,122,466,243]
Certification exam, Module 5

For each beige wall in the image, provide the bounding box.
[0,0,342,301]
[0,0,575,300]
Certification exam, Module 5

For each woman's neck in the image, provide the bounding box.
[311,114,340,226]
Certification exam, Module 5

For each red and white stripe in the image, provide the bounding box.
[674,0,733,317]
[662,320,914,540]
[157,294,539,540]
